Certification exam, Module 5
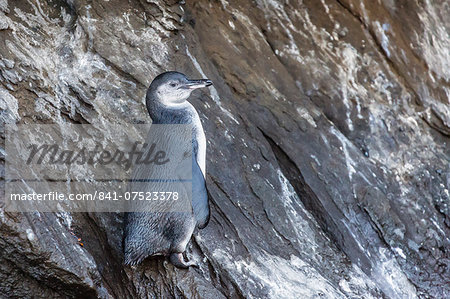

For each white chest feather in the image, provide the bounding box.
[192,112,206,177]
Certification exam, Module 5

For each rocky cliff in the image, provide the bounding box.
[0,0,449,298]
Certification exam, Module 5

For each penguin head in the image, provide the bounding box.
[149,71,212,107]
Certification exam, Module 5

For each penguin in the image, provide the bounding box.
[123,71,211,268]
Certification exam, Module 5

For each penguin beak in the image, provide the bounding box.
[183,79,213,89]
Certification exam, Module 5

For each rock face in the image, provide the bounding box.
[0,0,449,298]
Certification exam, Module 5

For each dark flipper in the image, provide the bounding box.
[169,253,198,268]
[192,157,210,229]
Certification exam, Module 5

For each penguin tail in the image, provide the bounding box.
[124,248,146,266]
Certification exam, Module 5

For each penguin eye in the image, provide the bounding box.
[170,83,177,87]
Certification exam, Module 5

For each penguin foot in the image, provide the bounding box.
[169,253,198,269]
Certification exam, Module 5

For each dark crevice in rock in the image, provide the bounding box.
[0,228,98,298]
[259,28,288,73]
[74,213,136,299]
[59,109,89,124]
[90,47,147,89]
[59,0,78,32]
[206,195,251,257]
[0,254,70,298]
[209,174,262,236]
[259,24,364,150]
[362,208,423,293]
[199,248,247,299]
[71,15,150,89]
[189,237,235,298]
[256,127,343,252]
[242,168,299,253]
[420,109,450,137]
[66,85,95,110]
[260,205,298,251]
[209,175,242,213]
[360,209,421,295]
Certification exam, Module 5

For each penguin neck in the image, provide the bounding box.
[146,93,198,124]
[147,92,206,175]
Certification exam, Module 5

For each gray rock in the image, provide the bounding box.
[0,0,8,13]
[0,0,448,298]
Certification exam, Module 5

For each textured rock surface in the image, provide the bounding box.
[0,0,449,298]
